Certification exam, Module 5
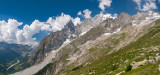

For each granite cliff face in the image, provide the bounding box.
[75,15,103,36]
[28,15,104,66]
[28,20,76,65]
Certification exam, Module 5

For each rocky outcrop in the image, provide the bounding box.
[75,15,103,35]
[131,59,148,69]
[28,15,104,66]
[28,20,76,65]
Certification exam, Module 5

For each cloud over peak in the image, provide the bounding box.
[98,0,112,11]
[83,9,92,19]
[78,9,92,19]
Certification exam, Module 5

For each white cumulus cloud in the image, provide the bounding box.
[133,0,141,9]
[47,13,72,31]
[83,9,92,19]
[0,19,40,48]
[77,11,82,15]
[0,19,22,43]
[98,0,112,11]
[133,0,158,11]
[0,13,81,48]
[77,9,92,19]
[47,13,81,31]
[72,17,81,26]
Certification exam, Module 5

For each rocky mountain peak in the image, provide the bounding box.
[64,20,74,28]
[27,20,77,65]
[114,12,132,26]
[93,14,103,20]
[63,20,75,34]
[119,12,130,17]
[75,15,103,36]
[118,12,132,20]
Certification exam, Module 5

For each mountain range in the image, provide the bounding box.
[12,11,160,75]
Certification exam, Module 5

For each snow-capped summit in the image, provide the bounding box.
[99,13,118,20]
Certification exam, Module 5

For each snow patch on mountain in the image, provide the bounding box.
[78,13,118,36]
[100,13,118,20]
[80,31,87,36]
[132,11,160,26]
[51,39,71,57]
[80,28,92,36]
[113,28,121,33]
[104,33,111,36]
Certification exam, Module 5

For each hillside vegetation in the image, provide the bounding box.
[0,42,33,74]
[35,19,160,75]
[57,19,160,75]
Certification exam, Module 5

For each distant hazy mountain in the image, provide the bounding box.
[0,42,33,74]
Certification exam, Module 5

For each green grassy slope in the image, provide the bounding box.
[0,42,33,75]
[57,19,160,75]
[35,19,160,75]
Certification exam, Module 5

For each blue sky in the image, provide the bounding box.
[0,0,160,47]
[0,0,159,24]
[0,0,100,24]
